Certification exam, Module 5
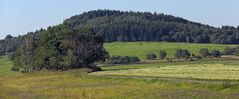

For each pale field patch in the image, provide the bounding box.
[91,64,239,80]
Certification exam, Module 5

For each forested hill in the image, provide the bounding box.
[1,9,239,54]
[64,10,239,43]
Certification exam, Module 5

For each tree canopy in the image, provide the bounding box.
[13,24,108,72]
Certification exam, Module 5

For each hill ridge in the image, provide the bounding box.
[1,9,239,54]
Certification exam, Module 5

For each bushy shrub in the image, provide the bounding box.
[223,47,235,55]
[11,66,20,71]
[211,50,221,58]
[175,49,191,59]
[146,53,157,60]
[21,67,33,73]
[107,56,140,64]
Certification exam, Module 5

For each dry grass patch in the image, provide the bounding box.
[91,64,239,80]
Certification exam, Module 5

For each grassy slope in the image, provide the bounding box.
[104,42,238,59]
[0,55,19,76]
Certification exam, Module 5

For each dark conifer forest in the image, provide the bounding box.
[1,9,239,55]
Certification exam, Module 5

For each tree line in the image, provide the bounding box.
[107,56,140,64]
[0,35,22,55]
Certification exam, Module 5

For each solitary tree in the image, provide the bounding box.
[210,50,221,58]
[159,50,167,59]
[199,48,210,58]
[181,49,191,59]
[107,56,140,64]
[175,49,183,59]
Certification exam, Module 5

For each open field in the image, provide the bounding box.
[1,42,239,98]
[92,63,239,80]
[1,69,239,99]
[0,55,239,98]
[104,42,238,59]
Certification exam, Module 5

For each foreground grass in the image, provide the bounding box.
[1,69,239,99]
[1,49,239,99]
[0,55,239,98]
[104,42,238,59]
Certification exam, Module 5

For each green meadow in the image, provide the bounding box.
[104,42,238,59]
[1,42,239,98]
[0,56,19,76]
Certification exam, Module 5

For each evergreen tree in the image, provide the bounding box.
[159,50,167,59]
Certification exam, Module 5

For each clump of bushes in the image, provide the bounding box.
[11,66,20,71]
[146,50,167,60]
[223,47,235,55]
[174,49,191,59]
[199,48,222,58]
[223,46,239,56]
[107,56,140,64]
[146,53,157,60]
[210,50,221,58]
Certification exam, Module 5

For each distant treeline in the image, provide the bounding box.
[0,30,42,55]
[1,9,239,55]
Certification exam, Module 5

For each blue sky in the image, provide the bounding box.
[0,0,239,39]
